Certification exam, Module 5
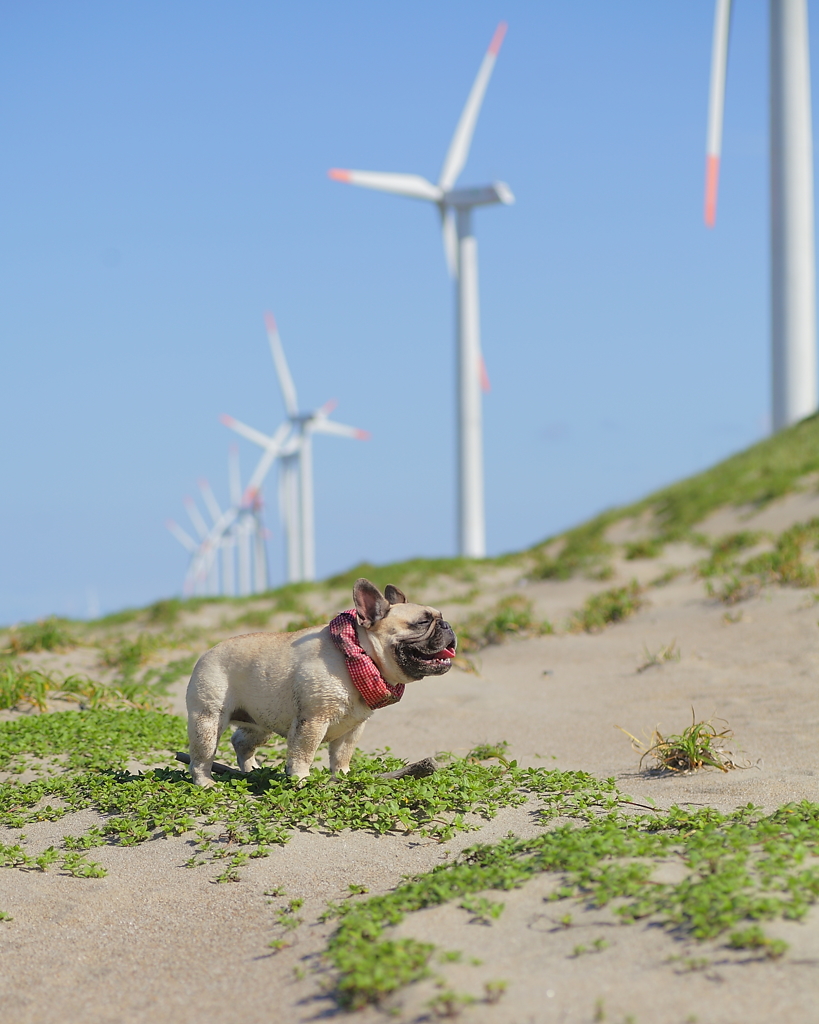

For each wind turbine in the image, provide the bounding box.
[329,22,513,559]
[167,442,283,597]
[222,313,369,583]
[705,0,817,430]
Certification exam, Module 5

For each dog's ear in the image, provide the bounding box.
[384,584,407,605]
[353,579,391,628]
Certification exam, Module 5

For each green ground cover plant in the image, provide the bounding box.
[1,710,816,1011]
[323,797,819,1009]
[0,711,530,845]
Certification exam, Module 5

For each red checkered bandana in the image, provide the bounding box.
[328,610,405,711]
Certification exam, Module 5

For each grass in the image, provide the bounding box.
[0,664,164,714]
[529,524,613,581]
[326,557,480,595]
[527,412,819,578]
[4,617,77,653]
[620,713,739,773]
[455,595,552,654]
[636,640,680,673]
[569,581,643,633]
[624,538,664,561]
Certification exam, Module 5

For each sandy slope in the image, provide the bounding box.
[2,546,819,1023]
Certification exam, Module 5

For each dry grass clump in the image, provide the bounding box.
[619,712,739,773]
[636,639,680,673]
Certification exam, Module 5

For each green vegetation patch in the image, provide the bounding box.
[698,520,819,604]
[0,712,530,849]
[456,595,552,654]
[4,617,77,654]
[0,708,186,771]
[529,413,819,578]
[569,581,643,633]
[323,797,819,1009]
[621,714,738,773]
[529,523,613,581]
[326,557,479,595]
[0,665,166,715]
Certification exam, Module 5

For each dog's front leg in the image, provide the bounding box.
[286,718,328,781]
[329,722,366,777]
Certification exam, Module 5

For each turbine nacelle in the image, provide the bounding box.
[443,182,514,210]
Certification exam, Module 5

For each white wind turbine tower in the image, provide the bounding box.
[329,22,512,559]
[222,313,369,583]
[705,0,817,431]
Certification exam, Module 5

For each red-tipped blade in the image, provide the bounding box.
[704,154,720,228]
[328,168,351,182]
[479,355,491,393]
[488,22,508,57]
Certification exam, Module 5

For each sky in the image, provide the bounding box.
[0,1,807,623]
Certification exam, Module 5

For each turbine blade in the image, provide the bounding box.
[310,419,370,440]
[439,22,508,192]
[184,496,210,539]
[166,519,198,552]
[441,207,458,277]
[315,398,338,418]
[705,0,732,227]
[220,413,277,450]
[243,422,293,499]
[264,312,299,416]
[479,354,491,393]
[328,168,442,202]
[197,478,223,524]
[228,444,242,506]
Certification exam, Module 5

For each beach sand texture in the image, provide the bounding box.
[2,489,819,1022]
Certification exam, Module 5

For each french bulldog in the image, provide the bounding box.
[185,578,457,787]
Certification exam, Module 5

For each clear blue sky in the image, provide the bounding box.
[0,1,804,622]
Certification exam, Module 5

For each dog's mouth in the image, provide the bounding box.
[395,636,458,679]
[416,646,457,668]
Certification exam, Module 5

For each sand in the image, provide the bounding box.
[1,558,819,1023]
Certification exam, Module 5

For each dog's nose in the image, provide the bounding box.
[440,620,451,631]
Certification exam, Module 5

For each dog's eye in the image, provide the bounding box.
[413,617,432,630]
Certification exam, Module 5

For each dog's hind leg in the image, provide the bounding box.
[231,723,272,773]
[187,706,226,788]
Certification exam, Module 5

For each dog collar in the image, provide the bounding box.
[328,610,405,711]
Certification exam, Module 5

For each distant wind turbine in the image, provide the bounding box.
[329,22,513,559]
[705,0,817,431]
[222,313,369,583]
[166,444,278,597]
